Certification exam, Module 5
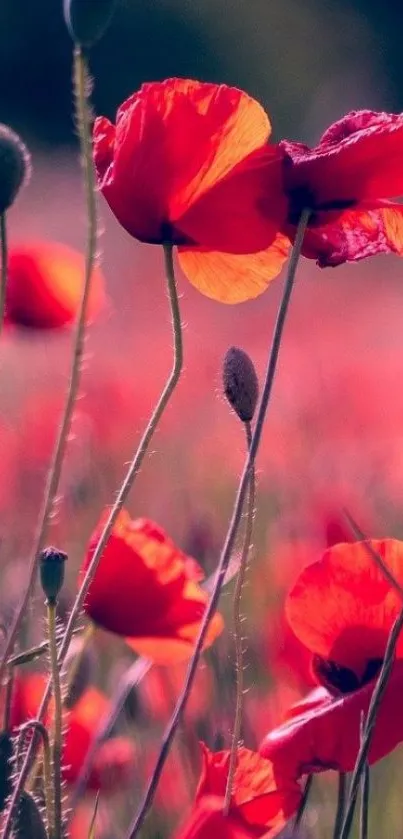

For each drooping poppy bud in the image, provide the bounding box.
[63,0,118,47]
[14,792,47,839]
[39,547,67,603]
[0,125,30,214]
[0,732,13,812]
[223,347,259,422]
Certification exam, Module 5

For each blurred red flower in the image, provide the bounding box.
[279,110,403,267]
[81,510,223,663]
[173,796,264,839]
[195,744,301,836]
[5,240,106,329]
[93,78,289,303]
[285,539,403,692]
[260,664,403,775]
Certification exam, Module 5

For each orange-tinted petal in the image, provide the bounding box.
[94,79,271,244]
[285,539,403,677]
[178,234,290,303]
[260,661,403,776]
[6,241,106,329]
[125,610,224,664]
[173,796,262,839]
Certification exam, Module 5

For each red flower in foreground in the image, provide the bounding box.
[279,110,403,267]
[260,663,403,776]
[5,240,106,329]
[195,744,301,837]
[81,510,224,663]
[93,78,289,303]
[173,796,263,839]
[285,539,403,692]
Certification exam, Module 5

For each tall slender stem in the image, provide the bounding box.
[359,714,370,839]
[15,721,53,837]
[1,243,183,839]
[0,213,8,333]
[224,421,255,813]
[293,775,313,833]
[332,773,346,839]
[125,209,310,839]
[0,46,98,687]
[47,601,63,839]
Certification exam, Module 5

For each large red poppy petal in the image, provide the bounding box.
[177,235,290,303]
[125,610,224,663]
[285,539,403,675]
[173,796,265,839]
[260,662,403,776]
[281,111,403,205]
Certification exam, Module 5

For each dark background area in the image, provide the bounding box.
[1,0,401,147]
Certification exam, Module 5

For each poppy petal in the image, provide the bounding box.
[177,235,290,304]
[285,539,403,676]
[260,661,403,776]
[125,611,224,664]
[280,110,403,205]
[173,796,262,839]
[93,79,271,244]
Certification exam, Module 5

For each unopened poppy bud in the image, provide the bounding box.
[64,0,118,47]
[0,126,30,214]
[39,547,67,603]
[14,792,47,839]
[223,346,259,423]
[0,732,13,811]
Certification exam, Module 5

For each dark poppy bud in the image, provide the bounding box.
[14,792,47,839]
[39,547,67,603]
[223,347,259,423]
[0,126,30,214]
[64,0,118,47]
[0,732,13,812]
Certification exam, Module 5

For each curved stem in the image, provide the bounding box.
[125,208,310,839]
[332,773,346,839]
[2,243,183,839]
[47,601,63,839]
[0,46,98,687]
[0,213,8,334]
[224,421,255,814]
[15,721,52,837]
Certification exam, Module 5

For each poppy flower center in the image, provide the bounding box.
[312,654,383,696]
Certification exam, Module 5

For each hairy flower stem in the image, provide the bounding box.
[0,213,7,334]
[15,722,53,837]
[337,608,403,839]
[47,601,63,839]
[0,46,98,689]
[125,209,310,839]
[224,421,255,814]
[332,773,346,839]
[2,243,183,839]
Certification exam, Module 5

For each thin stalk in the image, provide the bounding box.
[332,773,346,839]
[359,715,370,839]
[125,208,310,839]
[343,509,403,600]
[0,213,7,333]
[337,608,403,839]
[15,721,53,838]
[0,46,98,687]
[293,775,313,833]
[224,421,255,814]
[3,668,13,731]
[47,601,63,839]
[2,243,183,839]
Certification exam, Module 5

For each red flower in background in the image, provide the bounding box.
[260,664,403,776]
[93,78,289,303]
[195,744,301,836]
[81,510,223,663]
[279,110,403,267]
[285,539,403,692]
[5,241,106,329]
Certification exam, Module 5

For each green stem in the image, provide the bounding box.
[332,773,346,839]
[47,601,63,839]
[124,209,310,839]
[0,46,98,690]
[224,421,255,814]
[15,721,53,838]
[0,213,7,333]
[2,243,183,839]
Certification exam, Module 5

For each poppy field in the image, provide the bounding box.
[2,1,403,838]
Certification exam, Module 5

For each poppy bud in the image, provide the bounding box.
[63,0,118,47]
[0,126,30,214]
[39,547,67,603]
[0,732,13,812]
[14,792,47,839]
[223,347,259,423]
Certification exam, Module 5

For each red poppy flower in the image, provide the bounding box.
[81,510,224,664]
[93,78,289,303]
[173,796,263,839]
[279,110,403,267]
[195,744,302,837]
[5,240,106,328]
[260,663,403,776]
[285,539,403,692]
